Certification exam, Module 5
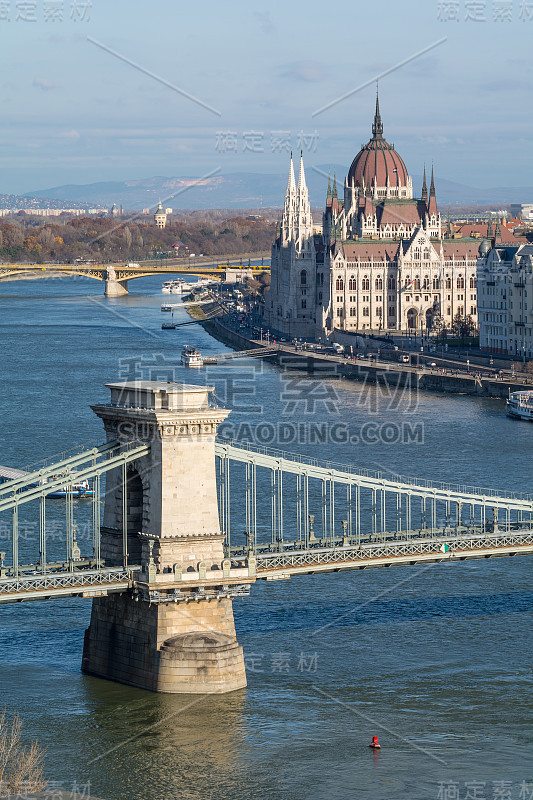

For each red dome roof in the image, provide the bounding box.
[347,97,409,189]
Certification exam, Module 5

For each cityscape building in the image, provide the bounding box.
[477,235,533,358]
[154,201,168,229]
[264,95,499,339]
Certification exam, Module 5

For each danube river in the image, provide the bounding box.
[0,276,531,800]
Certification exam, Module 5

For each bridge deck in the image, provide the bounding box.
[248,529,533,579]
[0,566,140,604]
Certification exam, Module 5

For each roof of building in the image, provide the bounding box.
[376,200,427,226]
[347,95,409,189]
[441,241,480,259]
[342,241,401,262]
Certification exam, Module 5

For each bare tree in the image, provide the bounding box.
[0,711,46,797]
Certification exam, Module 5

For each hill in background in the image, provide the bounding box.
[25,170,533,211]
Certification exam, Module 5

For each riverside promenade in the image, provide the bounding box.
[199,311,531,400]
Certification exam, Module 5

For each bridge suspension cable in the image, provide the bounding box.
[215,439,533,577]
[0,441,150,599]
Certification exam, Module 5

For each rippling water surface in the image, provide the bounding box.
[0,276,531,800]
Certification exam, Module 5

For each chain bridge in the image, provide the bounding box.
[0,253,270,296]
[0,380,531,693]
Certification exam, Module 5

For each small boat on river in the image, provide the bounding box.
[181,345,204,367]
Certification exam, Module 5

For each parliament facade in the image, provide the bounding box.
[264,96,482,339]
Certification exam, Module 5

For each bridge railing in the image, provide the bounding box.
[216,438,533,502]
[215,439,533,558]
[0,440,150,582]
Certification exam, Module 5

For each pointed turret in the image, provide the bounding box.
[495,217,501,240]
[428,165,437,215]
[297,150,306,193]
[332,172,338,199]
[286,152,296,197]
[327,173,332,200]
[372,86,384,138]
[486,213,493,239]
[421,166,428,203]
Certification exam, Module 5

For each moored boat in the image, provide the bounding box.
[506,389,533,421]
[181,345,204,367]
[162,280,186,294]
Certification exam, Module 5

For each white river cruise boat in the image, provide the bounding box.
[507,390,533,422]
[181,345,204,367]
[162,280,186,294]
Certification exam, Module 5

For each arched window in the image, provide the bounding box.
[349,276,357,291]
[388,277,396,290]
[300,269,307,286]
[336,277,344,291]
[423,248,430,260]
[470,276,476,289]
[433,277,440,290]
[375,277,383,290]
[457,276,465,289]
[414,276,421,291]
[362,276,370,291]
[446,277,451,290]
[423,275,430,290]
[414,248,421,260]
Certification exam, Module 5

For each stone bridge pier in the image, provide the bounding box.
[104,266,129,297]
[82,380,255,694]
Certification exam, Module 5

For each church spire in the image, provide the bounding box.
[495,217,501,240]
[372,85,383,138]
[327,172,332,199]
[297,150,306,193]
[428,165,437,215]
[286,152,296,197]
[421,165,428,203]
[486,213,493,238]
[332,171,338,199]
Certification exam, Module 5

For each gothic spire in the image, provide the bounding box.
[286,152,296,197]
[297,150,306,193]
[495,217,501,239]
[486,213,493,238]
[430,165,436,196]
[421,165,428,203]
[372,85,383,138]
[428,165,438,215]
[332,171,338,199]
[327,172,332,199]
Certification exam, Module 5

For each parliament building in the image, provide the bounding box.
[264,96,481,339]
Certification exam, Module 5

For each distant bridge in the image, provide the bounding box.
[0,252,270,296]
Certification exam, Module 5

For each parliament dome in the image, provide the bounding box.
[347,96,409,189]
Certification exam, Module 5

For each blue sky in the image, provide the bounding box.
[1,0,532,194]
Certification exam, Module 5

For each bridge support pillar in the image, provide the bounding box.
[82,380,253,693]
[105,266,128,297]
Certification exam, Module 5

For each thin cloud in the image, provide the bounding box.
[280,60,326,83]
[59,129,81,140]
[254,10,276,34]
[33,78,55,91]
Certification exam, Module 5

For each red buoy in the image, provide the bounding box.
[369,735,381,749]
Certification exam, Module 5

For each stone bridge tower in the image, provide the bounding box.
[82,381,255,694]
